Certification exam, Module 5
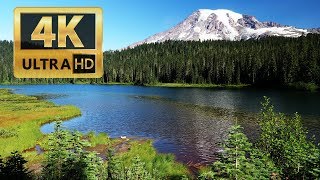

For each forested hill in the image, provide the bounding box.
[1,34,320,88]
[105,34,320,87]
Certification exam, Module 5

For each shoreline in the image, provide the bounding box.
[0,89,190,177]
[1,82,318,92]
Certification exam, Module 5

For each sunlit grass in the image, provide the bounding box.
[23,151,45,167]
[114,140,189,178]
[106,82,134,85]
[86,131,111,147]
[0,89,81,157]
[147,82,249,88]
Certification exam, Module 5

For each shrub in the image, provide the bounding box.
[0,128,17,138]
[259,96,320,179]
[199,125,279,179]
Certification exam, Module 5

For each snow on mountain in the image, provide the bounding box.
[308,28,320,34]
[130,9,310,48]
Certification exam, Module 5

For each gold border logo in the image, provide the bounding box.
[14,7,103,78]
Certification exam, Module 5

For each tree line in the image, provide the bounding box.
[1,34,320,87]
[105,34,320,87]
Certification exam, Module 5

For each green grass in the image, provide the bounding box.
[106,82,134,86]
[74,81,248,88]
[0,89,81,157]
[146,82,249,89]
[288,82,318,92]
[85,131,111,147]
[114,140,189,178]
[23,151,46,167]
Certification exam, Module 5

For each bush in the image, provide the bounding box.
[259,96,320,179]
[0,128,17,138]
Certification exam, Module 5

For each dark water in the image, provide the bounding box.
[1,84,320,165]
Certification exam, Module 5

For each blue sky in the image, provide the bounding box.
[0,0,319,50]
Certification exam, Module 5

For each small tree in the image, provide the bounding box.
[42,121,106,179]
[107,153,157,180]
[200,125,278,179]
[126,156,155,179]
[42,122,71,179]
[0,151,29,179]
[107,149,125,180]
[0,156,4,176]
[83,152,106,179]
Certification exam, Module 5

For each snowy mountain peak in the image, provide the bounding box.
[197,9,243,22]
[129,9,311,48]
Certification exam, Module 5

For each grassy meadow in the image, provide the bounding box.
[0,89,81,157]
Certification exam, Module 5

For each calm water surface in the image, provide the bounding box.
[1,84,320,165]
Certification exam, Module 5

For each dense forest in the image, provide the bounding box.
[1,34,320,88]
[105,34,320,87]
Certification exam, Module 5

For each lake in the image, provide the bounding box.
[1,84,320,165]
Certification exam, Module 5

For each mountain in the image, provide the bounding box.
[308,28,320,34]
[130,9,311,48]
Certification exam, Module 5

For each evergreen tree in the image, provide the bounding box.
[107,150,158,180]
[200,125,279,180]
[42,121,106,180]
[0,151,30,179]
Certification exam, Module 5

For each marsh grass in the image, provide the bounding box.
[0,89,81,157]
[85,131,111,147]
[146,83,249,89]
[288,82,318,92]
[114,140,189,178]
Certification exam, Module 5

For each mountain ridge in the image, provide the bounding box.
[129,9,314,48]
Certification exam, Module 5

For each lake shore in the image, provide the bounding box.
[93,82,319,91]
[0,88,189,177]
[1,82,318,92]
